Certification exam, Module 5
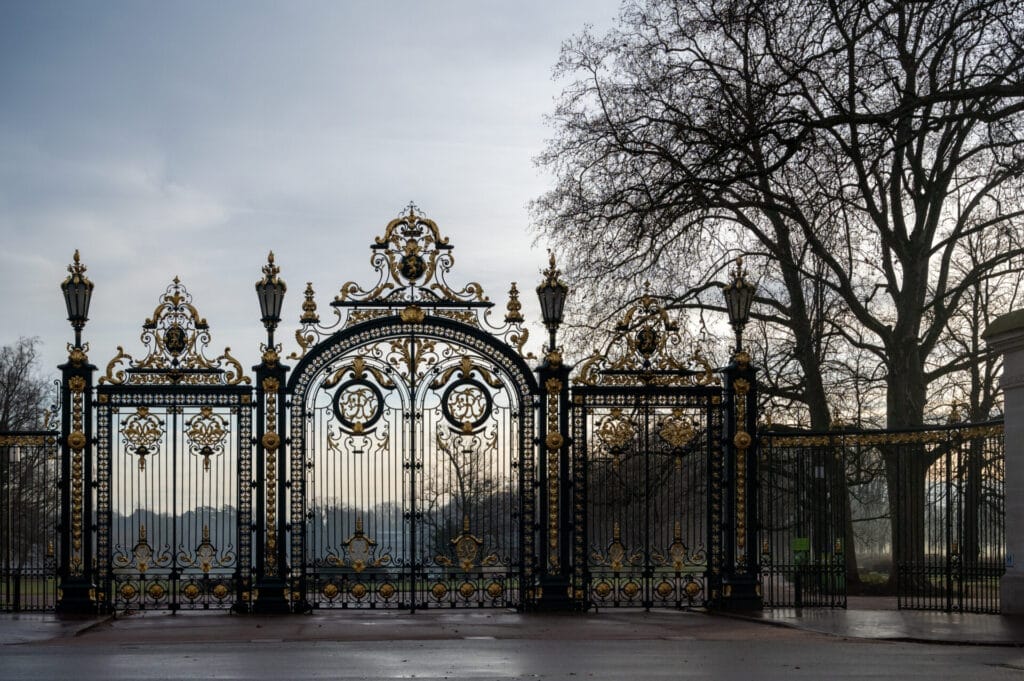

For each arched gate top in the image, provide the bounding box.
[284,206,539,398]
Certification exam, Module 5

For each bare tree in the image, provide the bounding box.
[1,337,57,575]
[0,337,51,431]
[535,0,1024,586]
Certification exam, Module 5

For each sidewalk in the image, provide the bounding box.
[3,602,1024,647]
[737,600,1024,646]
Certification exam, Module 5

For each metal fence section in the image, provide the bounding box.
[761,421,1005,613]
[759,433,847,608]
[0,432,59,612]
[895,423,1004,613]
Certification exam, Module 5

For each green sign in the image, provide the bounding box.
[791,537,810,552]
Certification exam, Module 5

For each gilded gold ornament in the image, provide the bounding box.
[399,305,426,324]
[67,431,87,450]
[261,432,281,451]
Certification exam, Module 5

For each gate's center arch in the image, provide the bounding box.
[284,209,539,610]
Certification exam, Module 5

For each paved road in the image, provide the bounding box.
[3,610,1023,680]
[3,638,1024,680]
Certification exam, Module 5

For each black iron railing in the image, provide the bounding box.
[761,421,1004,613]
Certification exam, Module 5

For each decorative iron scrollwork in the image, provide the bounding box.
[99,278,249,386]
[178,525,235,574]
[323,357,393,434]
[335,204,488,307]
[432,357,500,434]
[288,208,537,363]
[574,284,719,387]
[185,407,229,471]
[120,406,163,471]
[113,524,172,573]
[658,409,696,450]
[329,517,392,572]
[591,522,642,572]
[596,408,635,451]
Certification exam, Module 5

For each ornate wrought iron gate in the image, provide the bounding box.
[46,208,765,615]
[94,280,253,612]
[284,212,538,610]
[566,292,735,609]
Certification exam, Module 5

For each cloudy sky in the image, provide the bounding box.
[0,1,621,375]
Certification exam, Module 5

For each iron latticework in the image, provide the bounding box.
[286,208,538,610]
[760,421,1005,613]
[95,279,253,613]
[568,289,730,609]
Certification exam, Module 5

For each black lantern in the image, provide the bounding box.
[255,251,286,342]
[722,256,756,352]
[60,250,94,348]
[536,251,568,350]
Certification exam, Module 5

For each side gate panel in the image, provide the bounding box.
[574,388,717,609]
[96,391,252,612]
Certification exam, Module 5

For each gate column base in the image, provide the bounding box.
[253,580,292,614]
[715,575,762,611]
[531,576,577,611]
[56,580,97,615]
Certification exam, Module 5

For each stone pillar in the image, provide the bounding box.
[984,310,1024,614]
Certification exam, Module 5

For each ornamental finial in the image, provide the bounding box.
[542,250,563,286]
[261,250,282,284]
[66,249,91,282]
[301,282,320,323]
[505,282,524,323]
[732,255,747,283]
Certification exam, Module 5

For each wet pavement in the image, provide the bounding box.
[2,606,1024,680]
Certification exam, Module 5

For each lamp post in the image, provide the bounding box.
[57,250,97,613]
[61,250,94,349]
[534,251,574,609]
[253,251,292,613]
[536,251,568,351]
[718,255,761,610]
[722,256,755,353]
[256,251,287,347]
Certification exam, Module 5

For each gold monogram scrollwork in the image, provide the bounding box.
[573,284,719,387]
[99,278,250,386]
